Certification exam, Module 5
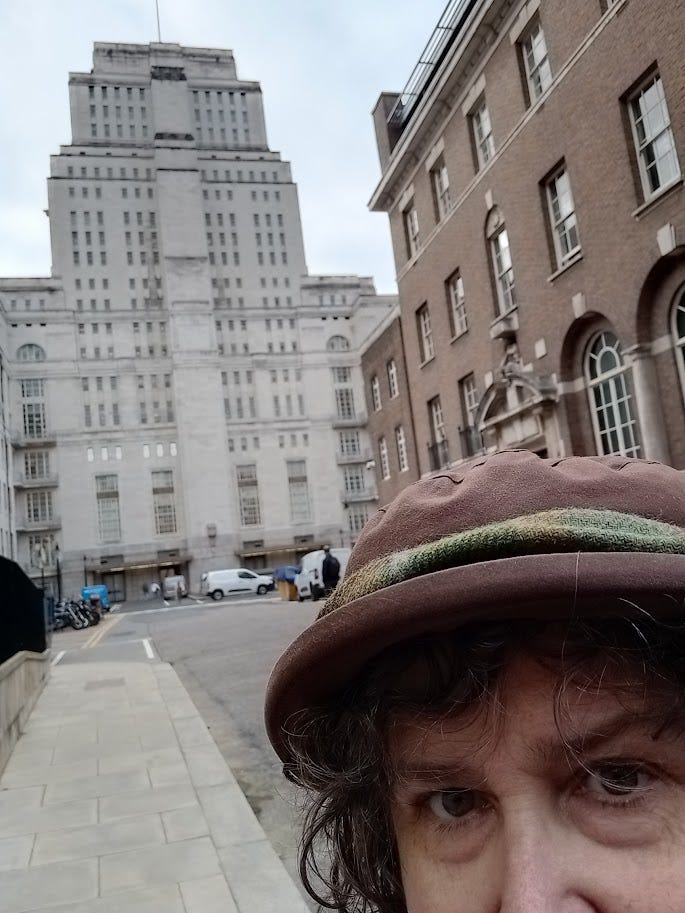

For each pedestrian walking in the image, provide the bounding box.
[266,452,685,913]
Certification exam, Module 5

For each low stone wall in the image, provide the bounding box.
[0,650,50,774]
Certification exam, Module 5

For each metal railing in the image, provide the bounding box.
[388,0,481,131]
[428,438,451,471]
[459,425,485,458]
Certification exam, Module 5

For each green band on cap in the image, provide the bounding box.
[319,508,685,618]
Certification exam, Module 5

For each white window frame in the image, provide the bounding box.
[95,475,121,543]
[404,205,420,258]
[671,290,685,407]
[585,331,640,458]
[491,228,517,315]
[379,437,390,480]
[547,168,581,267]
[395,425,409,472]
[429,396,446,443]
[460,374,479,427]
[472,99,495,169]
[417,305,434,363]
[629,74,681,200]
[522,22,552,102]
[387,359,399,398]
[448,272,468,337]
[371,375,382,412]
[431,159,451,219]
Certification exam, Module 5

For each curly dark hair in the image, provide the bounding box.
[282,613,685,913]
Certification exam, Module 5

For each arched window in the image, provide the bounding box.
[16,343,46,362]
[670,289,685,402]
[327,335,350,352]
[585,331,640,457]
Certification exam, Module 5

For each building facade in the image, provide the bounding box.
[0,43,394,598]
[368,0,685,489]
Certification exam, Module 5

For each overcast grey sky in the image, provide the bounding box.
[0,0,447,293]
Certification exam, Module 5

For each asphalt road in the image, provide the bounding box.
[61,593,319,906]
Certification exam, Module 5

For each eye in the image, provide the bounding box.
[584,763,653,798]
[427,789,483,820]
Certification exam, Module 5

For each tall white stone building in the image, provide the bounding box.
[0,43,394,599]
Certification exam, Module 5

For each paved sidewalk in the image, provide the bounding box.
[0,660,310,913]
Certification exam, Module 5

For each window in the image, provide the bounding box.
[21,379,47,439]
[335,388,355,420]
[348,504,369,535]
[344,465,365,495]
[327,335,350,352]
[236,464,262,526]
[152,470,177,535]
[671,291,685,406]
[371,375,382,412]
[546,168,581,267]
[378,437,390,480]
[403,204,420,258]
[429,396,446,443]
[472,99,495,168]
[586,331,640,457]
[416,304,434,362]
[491,228,517,315]
[96,474,121,542]
[392,425,408,473]
[332,366,351,383]
[431,159,451,220]
[628,75,681,199]
[287,460,311,522]
[24,451,50,481]
[447,271,468,337]
[387,359,399,398]
[17,344,46,362]
[27,491,53,523]
[521,22,552,102]
[459,373,479,431]
[339,430,361,456]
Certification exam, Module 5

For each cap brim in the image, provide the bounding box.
[265,551,685,761]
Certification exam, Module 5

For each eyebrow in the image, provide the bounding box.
[391,707,676,785]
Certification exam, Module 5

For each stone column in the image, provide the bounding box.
[623,344,671,463]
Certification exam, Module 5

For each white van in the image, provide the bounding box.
[201,568,274,600]
[294,548,351,601]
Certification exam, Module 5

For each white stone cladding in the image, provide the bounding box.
[0,43,395,599]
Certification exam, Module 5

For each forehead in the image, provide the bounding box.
[387,655,659,773]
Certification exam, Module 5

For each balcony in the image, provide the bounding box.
[12,432,57,449]
[336,448,372,465]
[14,474,59,489]
[342,487,378,504]
[489,307,519,341]
[459,425,485,459]
[332,411,368,429]
[428,439,451,471]
[16,515,62,532]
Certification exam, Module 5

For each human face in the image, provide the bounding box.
[389,655,685,913]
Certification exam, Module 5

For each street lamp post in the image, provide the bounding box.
[55,543,61,601]
[83,555,87,587]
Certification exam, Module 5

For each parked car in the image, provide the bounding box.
[162,575,188,598]
[200,568,274,600]
[294,548,351,601]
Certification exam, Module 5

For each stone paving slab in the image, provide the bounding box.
[0,660,310,913]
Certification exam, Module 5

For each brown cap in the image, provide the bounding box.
[265,452,685,761]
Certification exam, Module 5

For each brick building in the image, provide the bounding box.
[365,0,685,488]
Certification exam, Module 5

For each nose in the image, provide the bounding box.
[497,811,598,913]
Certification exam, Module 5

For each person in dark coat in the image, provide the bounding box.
[321,545,340,595]
[0,556,46,664]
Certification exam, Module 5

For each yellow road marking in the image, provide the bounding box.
[81,613,123,649]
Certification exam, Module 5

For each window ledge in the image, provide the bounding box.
[449,329,469,344]
[547,251,583,283]
[632,178,683,220]
[419,355,436,369]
